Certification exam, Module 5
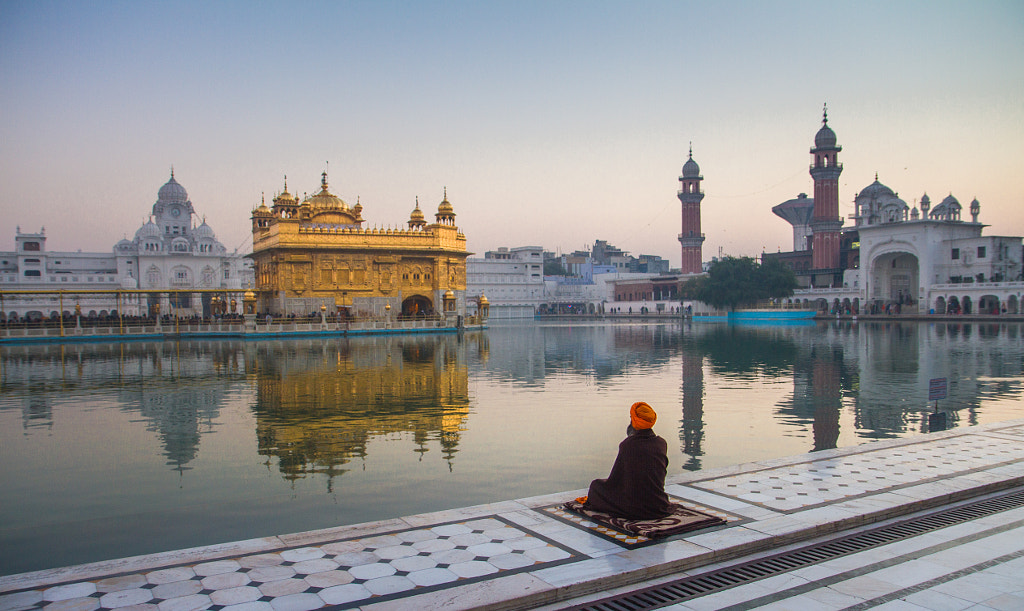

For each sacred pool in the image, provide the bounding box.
[1,319,1021,576]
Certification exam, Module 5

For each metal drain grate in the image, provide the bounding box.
[562,488,1024,611]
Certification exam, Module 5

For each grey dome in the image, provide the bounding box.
[682,147,700,178]
[135,220,161,240]
[815,123,837,149]
[158,173,189,204]
[193,220,215,239]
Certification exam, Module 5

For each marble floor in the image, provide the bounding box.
[2,419,1023,611]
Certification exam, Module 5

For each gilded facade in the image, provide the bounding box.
[250,173,469,317]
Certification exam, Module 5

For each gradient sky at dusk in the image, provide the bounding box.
[2,1,1022,266]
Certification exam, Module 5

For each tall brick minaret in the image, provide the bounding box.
[809,105,843,273]
[677,144,705,274]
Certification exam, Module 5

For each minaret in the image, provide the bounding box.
[677,144,705,274]
[809,105,843,272]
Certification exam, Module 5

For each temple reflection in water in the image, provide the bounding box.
[249,336,473,483]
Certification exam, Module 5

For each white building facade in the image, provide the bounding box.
[466,246,544,318]
[1,172,252,322]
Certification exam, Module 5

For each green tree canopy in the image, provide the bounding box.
[680,256,797,311]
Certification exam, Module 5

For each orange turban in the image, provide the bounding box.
[630,401,657,430]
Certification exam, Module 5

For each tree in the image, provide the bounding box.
[543,259,568,276]
[680,256,796,311]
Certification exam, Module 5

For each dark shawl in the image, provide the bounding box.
[586,429,670,520]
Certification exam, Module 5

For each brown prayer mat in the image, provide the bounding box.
[560,499,726,538]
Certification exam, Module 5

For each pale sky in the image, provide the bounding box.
[2,1,1022,266]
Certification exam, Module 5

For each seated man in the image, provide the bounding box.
[581,401,671,520]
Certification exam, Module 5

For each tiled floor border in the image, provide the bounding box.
[0,514,585,610]
[689,433,1024,514]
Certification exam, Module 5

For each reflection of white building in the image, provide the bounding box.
[466,246,544,318]
[1,172,252,321]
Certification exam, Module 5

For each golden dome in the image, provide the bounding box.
[305,172,348,211]
[410,199,425,222]
[437,188,454,214]
[243,290,256,300]
[478,293,489,305]
[444,289,454,298]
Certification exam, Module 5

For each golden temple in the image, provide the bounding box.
[250,173,469,317]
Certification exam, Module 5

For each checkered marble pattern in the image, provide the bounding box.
[692,432,1024,511]
[0,517,576,611]
[541,499,735,548]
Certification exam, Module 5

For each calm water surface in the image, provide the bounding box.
[1,319,1022,575]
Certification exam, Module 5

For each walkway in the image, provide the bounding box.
[2,420,1023,611]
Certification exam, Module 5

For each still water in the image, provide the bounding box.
[1,320,1022,575]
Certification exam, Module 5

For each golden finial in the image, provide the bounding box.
[822,102,828,126]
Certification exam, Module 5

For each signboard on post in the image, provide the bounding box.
[928,378,947,402]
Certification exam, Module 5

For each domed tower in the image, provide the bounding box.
[408,197,426,230]
[435,187,456,225]
[677,144,705,274]
[153,169,195,238]
[809,105,843,273]
[271,176,299,219]
[251,194,273,231]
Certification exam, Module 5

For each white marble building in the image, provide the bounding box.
[790,178,1024,315]
[466,246,544,318]
[1,172,251,321]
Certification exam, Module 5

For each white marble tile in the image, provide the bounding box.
[682,525,772,555]
[360,573,554,611]
[531,555,646,589]
[619,539,711,568]
[902,588,978,611]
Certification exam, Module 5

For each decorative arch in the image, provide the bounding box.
[401,294,433,317]
[868,249,919,304]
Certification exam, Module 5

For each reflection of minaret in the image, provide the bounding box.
[679,351,705,471]
[677,144,705,274]
[810,347,841,451]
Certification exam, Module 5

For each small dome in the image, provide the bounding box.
[115,238,134,251]
[682,156,700,179]
[857,179,897,201]
[410,202,425,223]
[244,290,256,300]
[437,193,454,215]
[158,172,189,204]
[478,293,489,305]
[814,124,837,148]
[134,220,161,240]
[681,145,700,178]
[193,220,215,239]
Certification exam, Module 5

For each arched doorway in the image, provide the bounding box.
[979,295,1000,315]
[1008,294,1020,314]
[870,251,920,305]
[935,296,947,315]
[401,295,433,317]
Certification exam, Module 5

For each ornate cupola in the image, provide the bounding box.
[271,176,299,219]
[435,187,456,225]
[920,193,931,217]
[252,193,273,230]
[408,197,427,230]
[970,197,981,223]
